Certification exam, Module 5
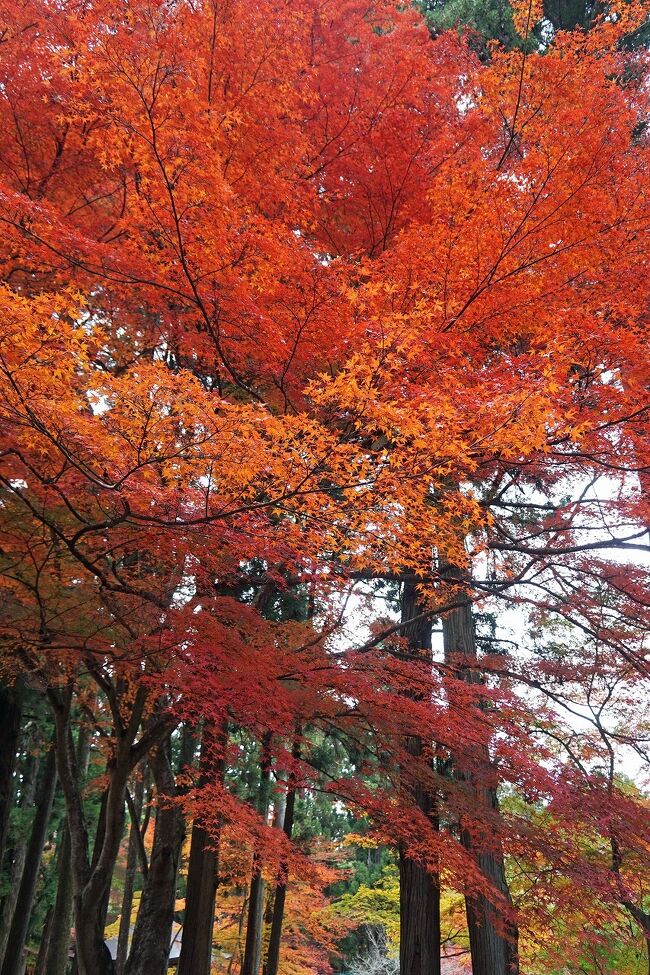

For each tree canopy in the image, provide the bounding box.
[0,0,648,973]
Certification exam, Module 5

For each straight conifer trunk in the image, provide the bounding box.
[241,733,273,975]
[116,770,146,975]
[1,743,57,975]
[35,909,54,975]
[0,749,38,967]
[263,737,300,975]
[176,721,227,975]
[441,575,517,975]
[43,827,73,975]
[0,683,22,879]
[44,725,89,975]
[176,819,217,975]
[399,579,441,975]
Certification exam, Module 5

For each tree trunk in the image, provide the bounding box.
[0,683,22,882]
[115,771,146,975]
[71,742,134,975]
[44,727,90,975]
[35,908,54,975]
[125,736,185,975]
[69,757,123,975]
[49,686,144,975]
[0,750,39,966]
[176,822,216,975]
[263,738,300,975]
[442,577,517,975]
[463,864,516,975]
[623,905,650,975]
[242,873,266,975]
[1,743,57,975]
[400,848,441,975]
[241,734,273,975]
[611,835,650,975]
[399,580,441,975]
[43,827,73,975]
[176,721,227,975]
[50,678,173,975]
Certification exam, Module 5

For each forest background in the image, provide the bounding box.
[0,0,649,973]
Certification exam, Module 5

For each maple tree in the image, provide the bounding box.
[0,0,648,973]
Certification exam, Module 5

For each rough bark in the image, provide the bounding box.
[43,827,73,975]
[176,721,227,975]
[50,686,117,975]
[34,908,53,975]
[125,736,185,975]
[0,683,22,882]
[462,850,516,975]
[400,848,441,975]
[263,739,300,975]
[115,770,147,975]
[176,819,217,975]
[48,683,167,975]
[241,733,273,975]
[399,579,441,975]
[442,573,517,975]
[70,753,125,975]
[242,866,266,975]
[44,727,90,975]
[1,743,57,975]
[0,750,38,966]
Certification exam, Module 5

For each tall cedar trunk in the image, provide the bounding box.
[241,733,273,975]
[1,743,57,975]
[35,908,54,975]
[399,579,441,975]
[176,721,227,975]
[0,683,22,881]
[442,576,517,975]
[44,727,90,975]
[263,788,286,930]
[263,737,300,975]
[241,583,278,973]
[43,828,72,975]
[125,735,185,975]
[0,749,39,966]
[116,770,146,975]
